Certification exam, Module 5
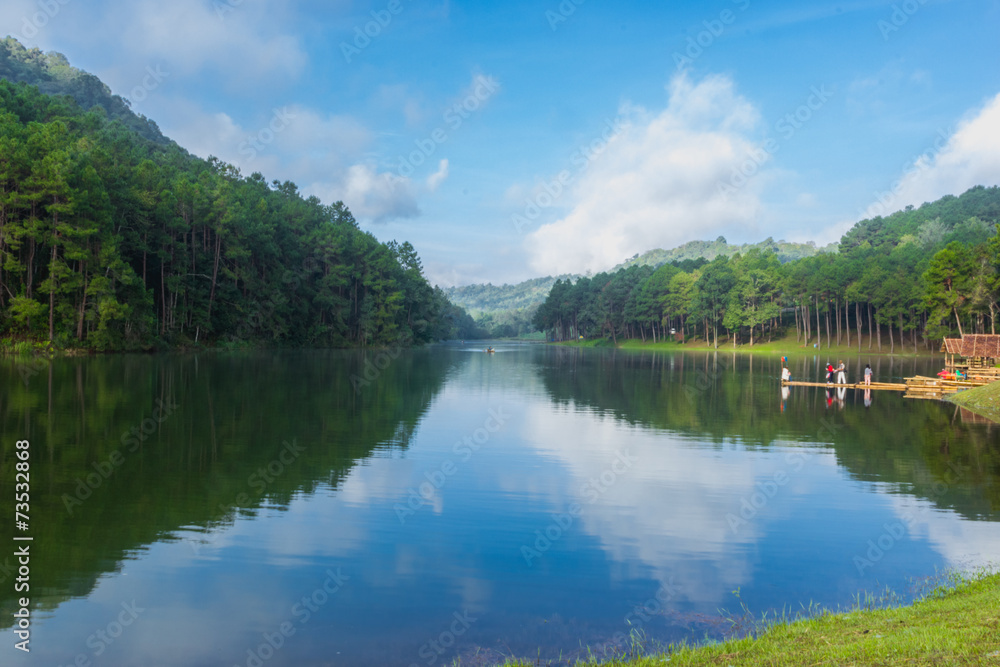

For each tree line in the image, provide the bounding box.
[534,185,1000,351]
[0,79,479,349]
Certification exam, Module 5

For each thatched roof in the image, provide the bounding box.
[944,338,964,354]
[961,334,1000,358]
[947,334,1000,358]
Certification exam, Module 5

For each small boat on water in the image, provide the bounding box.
[485,347,495,354]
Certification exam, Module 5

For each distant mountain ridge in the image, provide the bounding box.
[443,275,577,315]
[0,36,173,146]
[612,237,837,272]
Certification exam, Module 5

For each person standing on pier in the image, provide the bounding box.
[836,361,847,385]
[864,364,872,386]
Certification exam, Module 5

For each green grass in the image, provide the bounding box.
[585,333,938,358]
[500,570,1000,666]
[947,378,1000,423]
[556,338,616,348]
[0,337,52,356]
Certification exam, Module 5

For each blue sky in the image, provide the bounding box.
[4,0,1000,286]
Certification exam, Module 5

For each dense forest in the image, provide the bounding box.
[613,237,838,272]
[448,240,834,339]
[535,186,1000,350]
[0,45,480,350]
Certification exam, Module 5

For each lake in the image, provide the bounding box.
[2,344,999,666]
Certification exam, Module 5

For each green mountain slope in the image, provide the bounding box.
[0,36,172,145]
[613,237,837,272]
[443,275,577,314]
[0,42,477,349]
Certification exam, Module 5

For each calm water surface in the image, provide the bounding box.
[2,344,999,666]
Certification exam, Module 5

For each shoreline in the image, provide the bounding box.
[504,570,1000,666]
[946,379,1000,423]
[554,335,944,359]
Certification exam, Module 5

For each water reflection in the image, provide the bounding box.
[1,346,998,666]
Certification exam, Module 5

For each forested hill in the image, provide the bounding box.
[442,276,580,339]
[0,37,172,146]
[613,237,837,271]
[0,76,478,349]
[534,185,1000,348]
[443,275,577,314]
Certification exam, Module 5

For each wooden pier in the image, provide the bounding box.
[782,375,991,398]
[781,380,907,391]
[779,335,1000,400]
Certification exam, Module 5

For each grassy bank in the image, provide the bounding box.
[505,571,1000,666]
[555,338,616,348]
[947,378,1000,423]
[562,333,941,358]
[0,337,55,357]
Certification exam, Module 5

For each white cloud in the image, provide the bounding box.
[525,73,765,275]
[508,400,838,603]
[886,495,1000,571]
[375,84,426,127]
[312,163,420,223]
[158,101,363,168]
[112,0,307,89]
[154,98,418,222]
[426,158,449,192]
[861,92,1000,219]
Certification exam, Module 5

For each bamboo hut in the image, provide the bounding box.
[943,337,964,371]
[943,334,1000,376]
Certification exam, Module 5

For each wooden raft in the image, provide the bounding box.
[781,380,907,391]
[903,375,990,397]
[782,375,991,397]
